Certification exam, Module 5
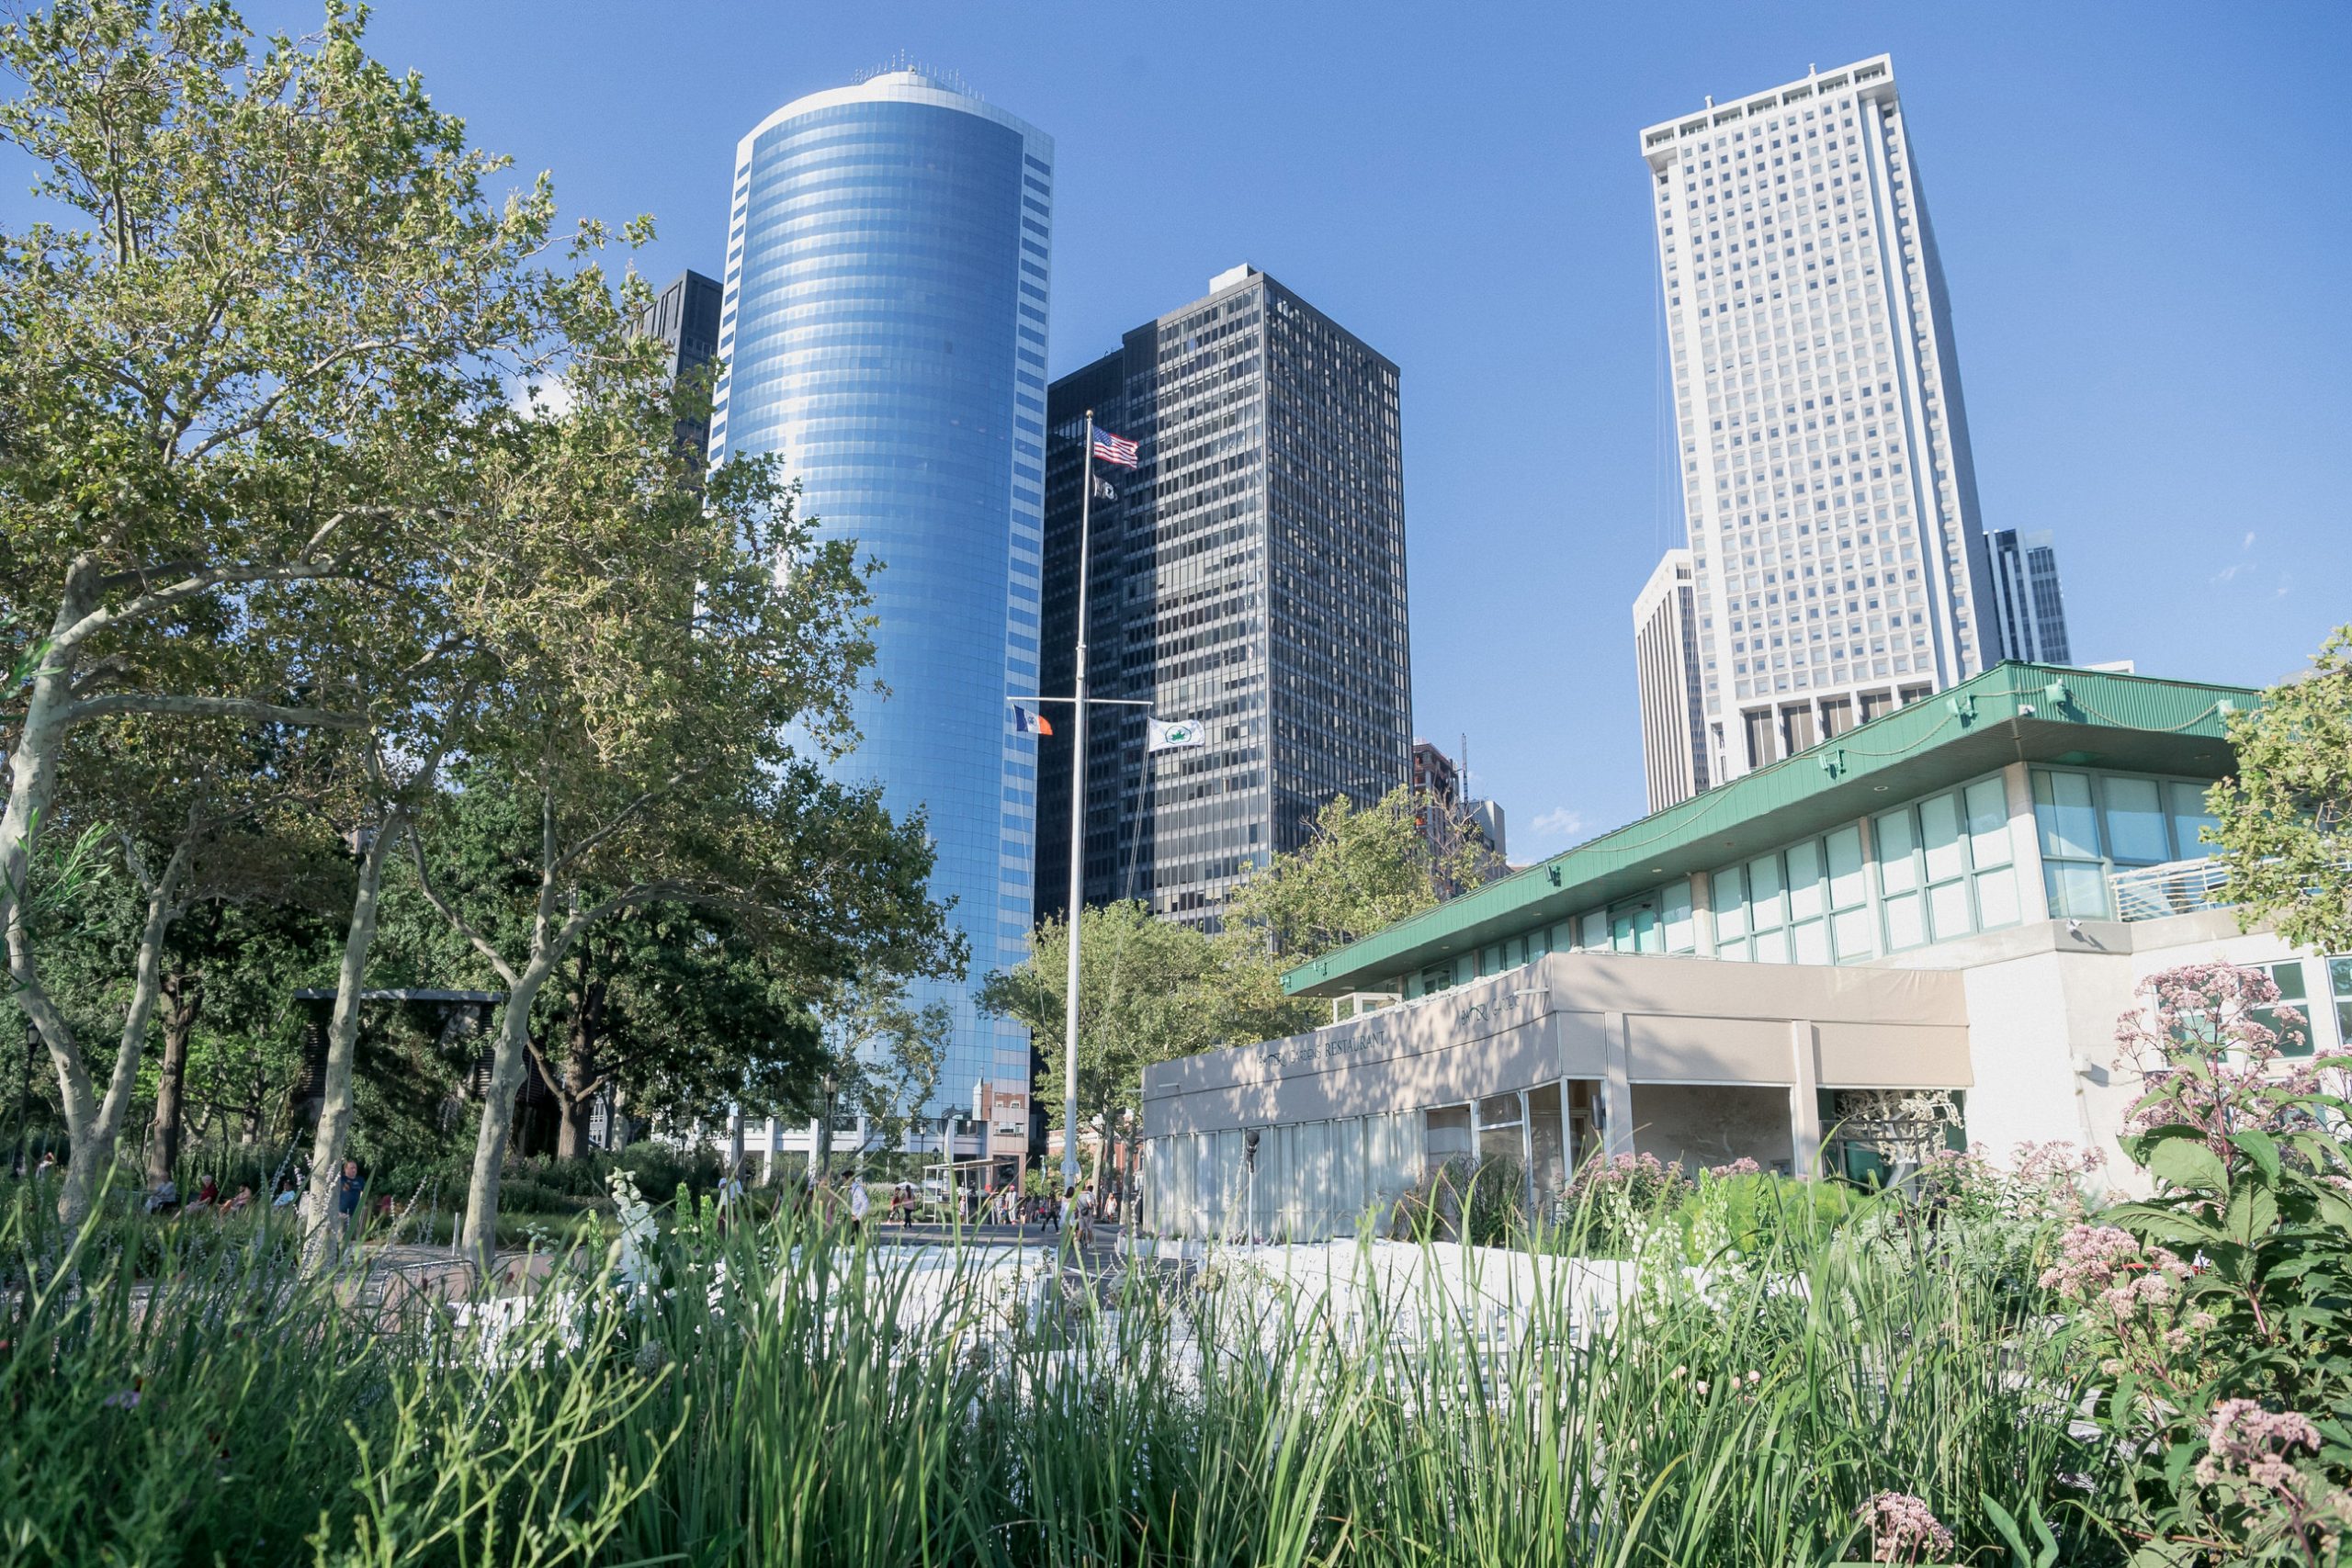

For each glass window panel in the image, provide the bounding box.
[1634,906,1663,953]
[1875,808,1918,893]
[1717,935,1751,962]
[1792,919,1831,964]
[2257,964,2314,1062]
[1711,867,1747,939]
[1753,926,1789,964]
[1826,824,1867,909]
[1920,792,1966,884]
[2043,861,2109,919]
[1883,890,1925,950]
[1580,911,1607,950]
[2166,782,2219,862]
[2256,962,2312,1058]
[2103,776,2168,865]
[1831,906,1876,959]
[1747,854,1785,929]
[2332,957,2352,1045]
[1963,777,2012,867]
[1927,878,1973,941]
[1663,881,1696,953]
[1973,865,2019,929]
[2034,770,2100,861]
[1786,840,1826,919]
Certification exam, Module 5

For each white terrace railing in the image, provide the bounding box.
[2109,856,2233,921]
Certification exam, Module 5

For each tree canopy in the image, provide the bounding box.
[2211,626,2352,954]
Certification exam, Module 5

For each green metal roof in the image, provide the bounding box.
[1283,662,2257,998]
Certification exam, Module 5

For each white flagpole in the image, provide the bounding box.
[1060,412,1095,1196]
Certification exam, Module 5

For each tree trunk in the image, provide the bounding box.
[298,816,407,1274]
[144,968,200,1186]
[0,581,84,986]
[460,953,559,1280]
[552,956,603,1161]
[2,584,93,1224]
[25,837,189,1228]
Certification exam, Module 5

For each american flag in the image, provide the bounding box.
[1091,427,1140,468]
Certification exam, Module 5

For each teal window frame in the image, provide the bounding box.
[1876,772,2020,952]
[2032,767,2226,920]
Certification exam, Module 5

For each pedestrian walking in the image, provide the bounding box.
[848,1175,870,1232]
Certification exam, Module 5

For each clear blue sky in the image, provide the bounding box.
[40,2,2352,852]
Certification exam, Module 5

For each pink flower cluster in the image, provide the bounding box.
[2113,962,2336,1158]
[1581,1152,1681,1185]
[1569,1151,1687,1201]
[1914,1140,2101,1220]
[2196,1399,2323,1493]
[1860,1491,1954,1563]
[1703,1156,1763,1179]
[2040,1224,2214,1373]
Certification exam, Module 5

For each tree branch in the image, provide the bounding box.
[408,832,519,988]
[55,558,353,656]
[549,765,714,876]
[61,693,368,729]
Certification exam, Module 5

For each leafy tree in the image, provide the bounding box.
[980,902,1314,1188]
[0,0,564,1225]
[1225,786,1489,961]
[375,778,843,1159]
[2211,626,2352,954]
[813,975,949,1174]
[400,333,960,1274]
[168,898,333,1152]
[15,704,339,1217]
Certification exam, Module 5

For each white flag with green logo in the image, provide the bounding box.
[1148,716,1206,752]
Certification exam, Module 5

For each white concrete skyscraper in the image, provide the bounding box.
[1635,56,1998,800]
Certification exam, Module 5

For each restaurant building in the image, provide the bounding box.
[1138,663,2338,1239]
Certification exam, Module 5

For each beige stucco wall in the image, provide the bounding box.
[1141,951,1971,1141]
[1139,909,2341,1237]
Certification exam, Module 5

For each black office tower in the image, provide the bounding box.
[636,268,724,462]
[1038,265,1411,930]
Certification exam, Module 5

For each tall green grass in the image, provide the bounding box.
[0,1177,2126,1566]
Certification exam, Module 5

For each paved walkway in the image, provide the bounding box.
[346,1220,1157,1321]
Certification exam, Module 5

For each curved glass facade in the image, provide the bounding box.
[711,73,1050,1117]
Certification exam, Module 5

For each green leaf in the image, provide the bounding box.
[2227,1128,2281,1185]
[2225,1182,2279,1247]
[2146,1137,2227,1192]
[2109,1202,2222,1248]
[1981,1494,2061,1568]
[2312,1189,2352,1234]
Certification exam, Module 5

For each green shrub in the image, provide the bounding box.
[1675,1169,1865,1267]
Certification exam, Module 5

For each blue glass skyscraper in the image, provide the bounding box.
[710,70,1050,1136]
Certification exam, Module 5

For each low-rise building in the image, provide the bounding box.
[1139,662,2335,1239]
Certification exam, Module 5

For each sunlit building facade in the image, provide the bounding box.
[709,70,1053,1126]
[1036,265,1412,931]
[1639,56,2006,793]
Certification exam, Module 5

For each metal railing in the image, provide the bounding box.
[2109,857,2233,921]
